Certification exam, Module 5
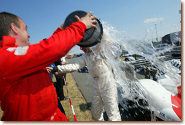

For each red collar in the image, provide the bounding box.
[0,36,17,48]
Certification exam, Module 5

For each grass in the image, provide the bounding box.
[61,73,94,121]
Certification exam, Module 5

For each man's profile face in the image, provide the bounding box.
[80,47,90,53]
[16,18,30,46]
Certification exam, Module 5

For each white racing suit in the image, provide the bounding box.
[57,52,121,121]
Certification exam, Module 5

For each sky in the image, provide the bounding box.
[0,0,182,53]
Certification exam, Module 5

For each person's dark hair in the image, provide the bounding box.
[0,12,20,36]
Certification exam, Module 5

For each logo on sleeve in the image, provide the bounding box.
[7,46,29,55]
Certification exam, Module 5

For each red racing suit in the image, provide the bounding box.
[0,21,86,121]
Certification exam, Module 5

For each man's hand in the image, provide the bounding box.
[75,11,98,29]
[46,67,53,73]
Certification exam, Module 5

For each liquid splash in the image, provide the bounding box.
[90,21,181,120]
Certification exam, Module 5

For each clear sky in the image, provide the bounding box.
[0,0,181,53]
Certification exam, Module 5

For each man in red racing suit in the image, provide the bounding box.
[0,11,97,121]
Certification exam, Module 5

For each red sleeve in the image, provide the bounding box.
[1,21,86,80]
[53,28,62,34]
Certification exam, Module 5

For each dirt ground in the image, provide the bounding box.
[0,73,94,121]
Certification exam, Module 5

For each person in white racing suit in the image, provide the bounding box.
[51,32,121,121]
